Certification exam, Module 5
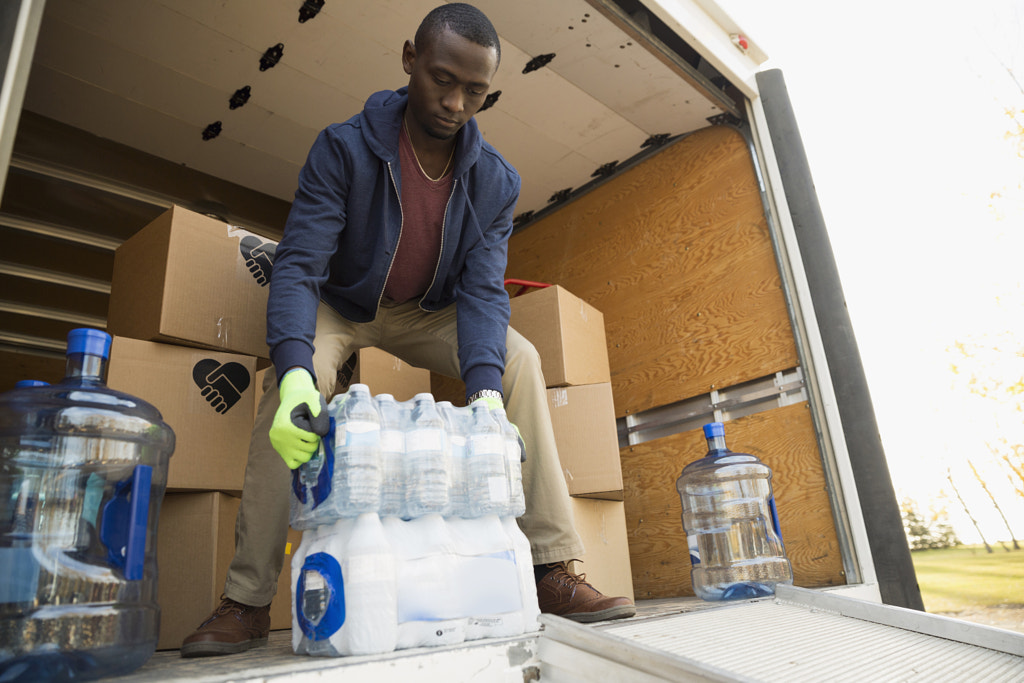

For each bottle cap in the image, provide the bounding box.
[67,328,112,359]
[15,380,49,388]
[703,422,725,439]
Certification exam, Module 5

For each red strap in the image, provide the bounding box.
[504,278,551,298]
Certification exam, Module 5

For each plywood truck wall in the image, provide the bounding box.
[505,125,846,598]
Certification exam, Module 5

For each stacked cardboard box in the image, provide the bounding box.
[508,284,633,601]
[508,285,623,499]
[155,492,302,650]
[105,206,289,647]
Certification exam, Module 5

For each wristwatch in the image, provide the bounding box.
[467,389,503,403]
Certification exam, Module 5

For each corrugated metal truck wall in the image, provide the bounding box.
[505,125,846,598]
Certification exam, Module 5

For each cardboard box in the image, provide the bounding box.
[548,383,624,500]
[107,205,277,360]
[569,498,634,602]
[509,285,611,387]
[156,492,300,650]
[254,367,271,422]
[332,347,431,401]
[106,337,256,492]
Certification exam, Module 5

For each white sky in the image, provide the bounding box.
[717,0,1024,543]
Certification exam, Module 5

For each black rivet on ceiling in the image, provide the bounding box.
[260,43,284,71]
[298,0,324,22]
[523,53,555,74]
[592,161,619,178]
[641,133,670,149]
[548,188,573,204]
[478,90,501,113]
[202,121,223,141]
[707,112,742,127]
[513,210,535,228]
[229,85,251,109]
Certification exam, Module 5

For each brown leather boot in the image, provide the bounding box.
[180,595,271,658]
[537,561,636,623]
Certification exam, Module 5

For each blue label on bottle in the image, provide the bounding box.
[688,534,700,566]
[296,551,345,641]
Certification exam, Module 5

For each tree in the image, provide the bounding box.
[901,497,961,551]
[946,469,992,553]
[969,458,1020,550]
[948,336,1024,510]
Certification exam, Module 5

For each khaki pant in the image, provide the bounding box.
[224,300,584,607]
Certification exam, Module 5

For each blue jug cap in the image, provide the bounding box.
[703,422,725,438]
[15,380,49,388]
[67,328,112,359]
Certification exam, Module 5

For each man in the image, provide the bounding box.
[181,3,634,658]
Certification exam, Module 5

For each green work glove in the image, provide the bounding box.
[472,395,526,462]
[270,368,329,469]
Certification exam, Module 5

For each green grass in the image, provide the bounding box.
[911,543,1024,614]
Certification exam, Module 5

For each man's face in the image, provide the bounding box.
[403,28,499,141]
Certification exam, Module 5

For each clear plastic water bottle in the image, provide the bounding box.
[290,425,333,531]
[336,512,397,655]
[294,514,397,657]
[0,329,175,682]
[387,514,467,650]
[438,401,469,517]
[501,516,541,634]
[292,524,337,656]
[493,407,526,518]
[465,402,508,517]
[676,422,792,601]
[375,394,406,519]
[404,394,449,517]
[330,384,382,517]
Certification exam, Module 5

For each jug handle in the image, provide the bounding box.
[100,464,152,580]
[769,495,785,545]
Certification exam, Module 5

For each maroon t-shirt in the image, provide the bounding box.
[383,125,454,303]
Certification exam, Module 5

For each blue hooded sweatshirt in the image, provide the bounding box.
[267,88,521,400]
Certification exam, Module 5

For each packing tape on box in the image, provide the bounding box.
[549,387,569,408]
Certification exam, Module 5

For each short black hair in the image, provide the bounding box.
[415,3,501,65]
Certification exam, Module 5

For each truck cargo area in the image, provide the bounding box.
[1,0,980,679]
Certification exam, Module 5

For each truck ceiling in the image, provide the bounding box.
[22,0,757,222]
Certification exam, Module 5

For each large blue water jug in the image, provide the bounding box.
[0,329,175,681]
[676,422,792,601]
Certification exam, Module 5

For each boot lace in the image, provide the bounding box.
[198,595,248,628]
[547,560,592,588]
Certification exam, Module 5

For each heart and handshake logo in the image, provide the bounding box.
[239,235,277,286]
[192,359,251,414]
